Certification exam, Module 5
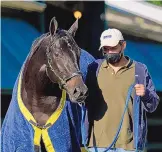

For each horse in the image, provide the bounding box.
[1,17,95,152]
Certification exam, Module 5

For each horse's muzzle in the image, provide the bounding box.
[68,84,88,103]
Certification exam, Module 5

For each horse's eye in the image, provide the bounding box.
[54,51,59,57]
[67,43,72,49]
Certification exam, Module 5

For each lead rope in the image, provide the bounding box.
[81,83,138,152]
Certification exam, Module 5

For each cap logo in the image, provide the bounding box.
[103,35,112,39]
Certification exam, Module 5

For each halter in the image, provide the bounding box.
[46,30,82,89]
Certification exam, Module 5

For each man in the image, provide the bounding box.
[84,28,160,152]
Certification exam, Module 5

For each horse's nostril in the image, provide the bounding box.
[74,88,77,94]
[73,87,88,99]
[80,92,84,96]
[84,90,89,97]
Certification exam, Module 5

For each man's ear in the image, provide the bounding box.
[122,41,126,50]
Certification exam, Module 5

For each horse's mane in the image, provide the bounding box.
[21,33,50,78]
[29,33,50,58]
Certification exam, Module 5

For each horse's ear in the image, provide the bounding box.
[49,17,58,36]
[68,19,78,37]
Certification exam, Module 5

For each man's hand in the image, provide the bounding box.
[134,84,145,97]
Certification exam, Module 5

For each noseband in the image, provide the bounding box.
[46,31,82,88]
[60,71,82,88]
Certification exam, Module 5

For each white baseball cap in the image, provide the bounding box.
[99,28,124,50]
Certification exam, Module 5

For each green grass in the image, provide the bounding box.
[147,1,162,7]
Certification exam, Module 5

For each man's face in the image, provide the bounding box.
[102,41,126,54]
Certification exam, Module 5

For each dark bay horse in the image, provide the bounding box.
[21,17,88,126]
[1,17,95,152]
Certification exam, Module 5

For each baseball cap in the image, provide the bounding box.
[99,28,124,50]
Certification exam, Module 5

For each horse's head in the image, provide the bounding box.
[46,17,88,103]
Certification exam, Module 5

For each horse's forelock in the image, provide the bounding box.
[47,29,80,58]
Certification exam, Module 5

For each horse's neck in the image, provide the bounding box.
[21,46,62,125]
